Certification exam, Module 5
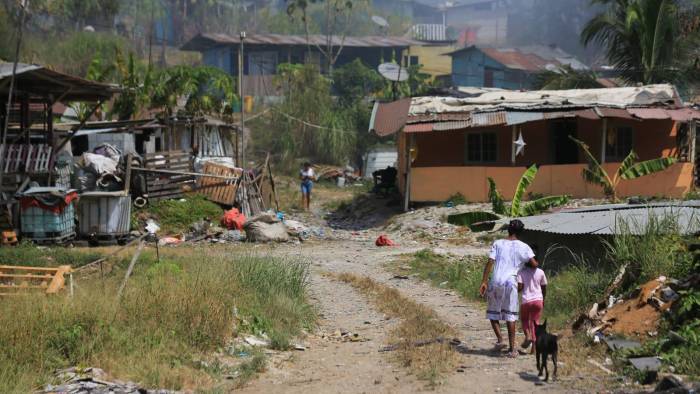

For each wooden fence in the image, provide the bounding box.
[143,150,195,201]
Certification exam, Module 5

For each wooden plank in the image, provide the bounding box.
[0,273,53,279]
[0,265,60,271]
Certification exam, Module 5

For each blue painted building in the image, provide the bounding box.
[448,45,588,89]
[182,33,416,97]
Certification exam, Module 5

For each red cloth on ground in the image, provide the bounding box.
[521,300,544,341]
[19,192,79,214]
[221,208,247,230]
[375,235,396,247]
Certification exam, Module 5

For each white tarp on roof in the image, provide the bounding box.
[409,84,679,115]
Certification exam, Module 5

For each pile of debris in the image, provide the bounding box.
[384,203,491,241]
[575,276,686,339]
[316,165,360,185]
[573,274,699,386]
[73,144,131,193]
[42,367,175,394]
[155,210,329,245]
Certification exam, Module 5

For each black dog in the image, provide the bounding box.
[534,320,558,382]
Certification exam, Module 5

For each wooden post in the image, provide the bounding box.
[601,118,608,163]
[116,241,145,300]
[124,153,133,194]
[511,125,517,165]
[690,120,697,165]
[403,133,413,212]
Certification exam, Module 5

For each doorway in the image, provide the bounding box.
[551,120,578,164]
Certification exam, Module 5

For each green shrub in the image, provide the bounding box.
[132,195,224,234]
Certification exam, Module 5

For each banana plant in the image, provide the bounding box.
[569,136,677,201]
[489,165,570,217]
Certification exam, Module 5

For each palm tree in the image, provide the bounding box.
[535,65,605,90]
[581,0,685,85]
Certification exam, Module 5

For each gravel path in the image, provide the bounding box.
[239,240,601,393]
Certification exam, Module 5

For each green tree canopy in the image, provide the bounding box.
[582,0,699,85]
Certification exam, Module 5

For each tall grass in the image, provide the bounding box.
[0,243,102,267]
[0,248,314,392]
[605,211,696,281]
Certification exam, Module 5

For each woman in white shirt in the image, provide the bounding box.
[300,162,315,211]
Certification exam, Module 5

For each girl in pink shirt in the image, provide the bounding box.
[517,265,547,354]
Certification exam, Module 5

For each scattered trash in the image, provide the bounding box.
[587,359,614,375]
[628,356,662,372]
[42,367,175,394]
[659,287,679,303]
[220,230,245,242]
[221,208,246,230]
[244,221,289,243]
[575,277,678,338]
[244,335,270,347]
[145,220,160,235]
[602,338,642,352]
[655,375,686,392]
[375,235,396,247]
[159,236,183,246]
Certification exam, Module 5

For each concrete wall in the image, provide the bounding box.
[405,44,455,79]
[408,162,693,202]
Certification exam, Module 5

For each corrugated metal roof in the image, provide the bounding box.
[471,111,507,127]
[0,62,119,101]
[506,112,544,125]
[519,203,700,235]
[404,123,434,133]
[481,48,554,72]
[182,33,418,51]
[432,120,472,131]
[627,108,671,120]
[413,85,680,116]
[369,99,412,137]
[666,108,700,121]
[594,107,637,120]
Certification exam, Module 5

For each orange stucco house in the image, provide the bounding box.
[369,85,700,209]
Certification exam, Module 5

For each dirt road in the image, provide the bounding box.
[239,239,602,393]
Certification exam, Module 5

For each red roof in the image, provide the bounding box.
[480,48,556,72]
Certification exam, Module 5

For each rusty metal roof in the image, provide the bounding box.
[182,33,419,51]
[404,123,434,133]
[481,48,554,72]
[627,108,672,120]
[594,107,637,120]
[0,62,119,101]
[369,99,412,137]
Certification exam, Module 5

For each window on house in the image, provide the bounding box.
[465,132,497,163]
[403,55,419,66]
[606,126,634,161]
[248,51,278,75]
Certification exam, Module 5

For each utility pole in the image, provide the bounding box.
[1,0,28,195]
[238,31,246,168]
